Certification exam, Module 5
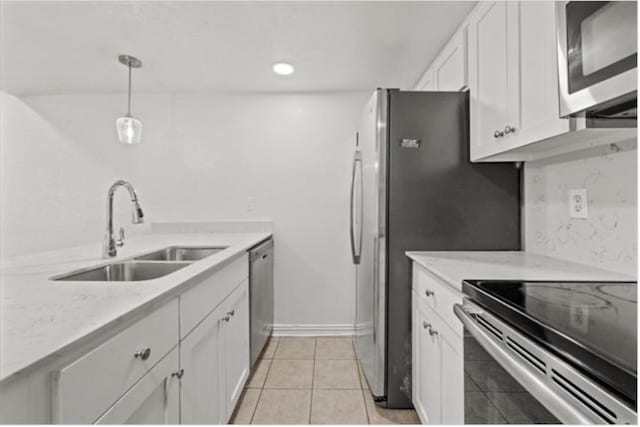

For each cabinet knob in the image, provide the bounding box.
[494,130,504,138]
[134,347,151,361]
[422,320,431,330]
[428,327,439,336]
[504,125,516,134]
[424,289,434,297]
[172,368,185,379]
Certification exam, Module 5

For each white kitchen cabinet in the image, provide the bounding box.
[180,279,250,425]
[468,1,592,162]
[412,293,441,424]
[180,302,224,424]
[220,280,250,421]
[431,28,468,91]
[95,347,180,425]
[412,263,464,425]
[52,299,179,424]
[467,1,519,161]
[414,27,467,92]
[432,312,464,425]
[415,67,435,91]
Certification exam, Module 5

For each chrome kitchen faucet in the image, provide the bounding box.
[103,180,144,258]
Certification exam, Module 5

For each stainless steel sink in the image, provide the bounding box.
[133,246,227,262]
[53,261,189,282]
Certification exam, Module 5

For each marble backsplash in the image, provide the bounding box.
[524,141,637,277]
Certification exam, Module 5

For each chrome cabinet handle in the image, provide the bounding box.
[494,130,504,138]
[428,327,438,336]
[134,347,151,360]
[424,289,434,297]
[422,320,431,329]
[172,368,184,379]
[504,125,516,134]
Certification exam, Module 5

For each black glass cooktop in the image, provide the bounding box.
[462,280,637,407]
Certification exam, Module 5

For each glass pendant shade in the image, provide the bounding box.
[116,115,142,144]
[116,55,143,144]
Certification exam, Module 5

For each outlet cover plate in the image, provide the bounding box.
[569,189,588,219]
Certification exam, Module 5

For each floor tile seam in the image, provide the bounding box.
[249,349,276,424]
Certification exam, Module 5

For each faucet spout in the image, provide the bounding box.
[104,180,145,258]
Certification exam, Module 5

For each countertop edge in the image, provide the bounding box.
[0,233,272,384]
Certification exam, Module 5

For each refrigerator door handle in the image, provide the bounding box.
[349,151,362,264]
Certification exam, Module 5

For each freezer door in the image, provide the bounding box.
[355,89,387,400]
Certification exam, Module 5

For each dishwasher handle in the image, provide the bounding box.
[250,238,273,262]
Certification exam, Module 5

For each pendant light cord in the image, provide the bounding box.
[127,64,132,117]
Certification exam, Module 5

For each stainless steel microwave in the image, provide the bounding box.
[556,1,637,118]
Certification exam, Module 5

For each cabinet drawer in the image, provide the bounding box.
[52,299,179,424]
[412,264,463,337]
[95,346,179,424]
[180,254,248,338]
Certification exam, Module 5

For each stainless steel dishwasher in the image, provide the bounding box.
[249,238,274,369]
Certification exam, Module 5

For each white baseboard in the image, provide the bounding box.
[272,323,355,337]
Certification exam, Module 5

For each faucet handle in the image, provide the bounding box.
[117,227,125,247]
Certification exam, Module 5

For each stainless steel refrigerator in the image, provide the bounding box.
[350,89,521,408]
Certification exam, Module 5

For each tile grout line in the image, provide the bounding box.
[309,337,317,424]
[353,337,372,425]
[249,337,279,425]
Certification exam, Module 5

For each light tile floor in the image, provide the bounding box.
[230,337,420,425]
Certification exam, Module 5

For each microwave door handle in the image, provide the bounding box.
[453,304,593,425]
[349,152,361,264]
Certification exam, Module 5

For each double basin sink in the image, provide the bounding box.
[53,246,228,282]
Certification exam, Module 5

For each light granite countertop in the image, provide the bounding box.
[0,232,271,383]
[406,251,636,292]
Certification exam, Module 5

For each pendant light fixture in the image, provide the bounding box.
[115,54,143,144]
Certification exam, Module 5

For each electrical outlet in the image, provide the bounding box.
[569,189,588,219]
[246,197,255,213]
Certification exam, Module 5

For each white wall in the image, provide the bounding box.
[0,90,369,329]
[524,144,638,277]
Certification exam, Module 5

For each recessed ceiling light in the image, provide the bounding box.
[273,62,295,76]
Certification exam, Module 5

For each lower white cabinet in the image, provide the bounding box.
[412,264,464,425]
[180,279,249,424]
[180,303,224,424]
[220,280,250,420]
[95,347,180,425]
[412,295,441,424]
[0,253,253,425]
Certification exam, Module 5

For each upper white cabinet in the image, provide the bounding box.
[468,1,571,161]
[415,27,468,92]
[431,28,468,91]
[415,68,435,91]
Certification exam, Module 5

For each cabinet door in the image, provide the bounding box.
[434,319,464,425]
[412,297,441,424]
[221,280,250,422]
[95,347,179,424]
[511,1,569,148]
[416,68,435,91]
[468,1,519,160]
[432,28,468,91]
[180,304,224,424]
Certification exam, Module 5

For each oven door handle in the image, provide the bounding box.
[453,303,595,425]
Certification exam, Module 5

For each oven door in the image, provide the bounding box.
[455,300,637,424]
[556,1,637,117]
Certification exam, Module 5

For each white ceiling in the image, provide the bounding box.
[0,1,475,95]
